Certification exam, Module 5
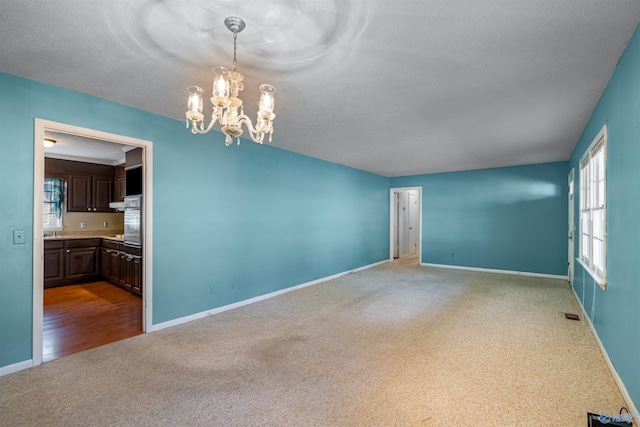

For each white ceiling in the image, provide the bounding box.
[2,1,639,176]
[43,131,134,166]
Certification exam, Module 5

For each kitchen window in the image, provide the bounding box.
[579,125,606,289]
[43,177,64,230]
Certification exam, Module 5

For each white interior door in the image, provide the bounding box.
[399,192,409,256]
[568,169,575,284]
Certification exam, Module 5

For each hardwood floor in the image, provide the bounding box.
[43,281,142,362]
[393,253,419,265]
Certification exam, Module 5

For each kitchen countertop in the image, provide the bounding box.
[44,235,124,242]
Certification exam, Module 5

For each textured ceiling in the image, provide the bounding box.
[2,0,639,176]
[43,131,135,166]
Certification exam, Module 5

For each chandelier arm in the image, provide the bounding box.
[189,117,219,135]
[237,115,266,143]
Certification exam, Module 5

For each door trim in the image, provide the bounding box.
[33,119,154,366]
[389,187,422,262]
[568,168,575,285]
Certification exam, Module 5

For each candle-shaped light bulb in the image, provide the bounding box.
[187,86,204,114]
[212,67,230,98]
[258,84,276,113]
[186,86,205,123]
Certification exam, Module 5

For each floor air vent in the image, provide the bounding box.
[564,313,580,321]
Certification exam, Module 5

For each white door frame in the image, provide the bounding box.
[568,168,575,285]
[389,186,422,262]
[407,191,419,255]
[32,119,154,366]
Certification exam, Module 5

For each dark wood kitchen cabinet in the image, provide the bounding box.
[44,239,100,288]
[113,165,126,202]
[125,147,143,169]
[124,245,142,295]
[68,174,113,212]
[44,240,65,283]
[101,246,110,278]
[117,251,128,290]
[105,242,124,285]
[67,175,91,211]
[45,158,115,213]
[93,176,113,211]
[101,239,142,296]
[66,247,99,281]
[128,256,142,295]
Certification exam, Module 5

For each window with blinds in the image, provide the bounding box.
[44,177,64,230]
[579,125,606,288]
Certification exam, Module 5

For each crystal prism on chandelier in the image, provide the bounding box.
[185,17,276,146]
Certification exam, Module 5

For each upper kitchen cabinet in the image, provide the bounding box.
[68,174,113,212]
[124,148,143,196]
[67,175,91,211]
[125,147,142,169]
[113,165,126,202]
[45,158,115,212]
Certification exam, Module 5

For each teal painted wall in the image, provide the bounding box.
[390,162,568,276]
[0,72,390,368]
[569,23,640,408]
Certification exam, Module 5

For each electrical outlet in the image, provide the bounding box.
[104,221,109,228]
[209,285,216,294]
[80,221,87,229]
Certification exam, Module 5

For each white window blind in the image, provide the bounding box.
[43,177,64,230]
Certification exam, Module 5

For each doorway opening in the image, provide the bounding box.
[33,119,153,366]
[390,187,422,266]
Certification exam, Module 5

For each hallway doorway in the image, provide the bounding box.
[390,187,422,265]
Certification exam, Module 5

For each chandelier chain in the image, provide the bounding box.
[232,32,238,73]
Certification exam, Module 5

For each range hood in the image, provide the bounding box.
[109,201,125,211]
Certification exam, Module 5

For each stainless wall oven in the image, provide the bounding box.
[124,195,142,245]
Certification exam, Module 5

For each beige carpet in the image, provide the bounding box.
[0,263,627,426]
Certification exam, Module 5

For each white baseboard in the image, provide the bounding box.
[570,286,639,426]
[151,259,390,332]
[420,262,568,281]
[0,359,33,377]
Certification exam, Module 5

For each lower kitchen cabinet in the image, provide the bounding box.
[109,248,122,286]
[124,245,142,295]
[66,247,99,281]
[44,241,65,283]
[101,246,110,278]
[127,255,142,295]
[44,239,100,288]
[101,239,142,296]
[43,238,141,295]
[118,251,128,290]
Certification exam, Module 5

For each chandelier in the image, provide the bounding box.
[185,17,276,146]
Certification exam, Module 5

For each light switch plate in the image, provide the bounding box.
[13,229,26,244]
